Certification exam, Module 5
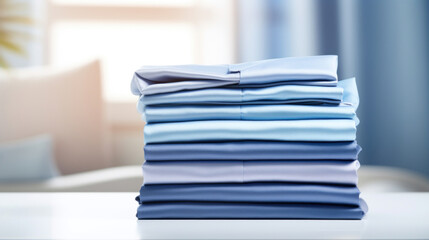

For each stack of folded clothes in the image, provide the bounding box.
[131,55,368,219]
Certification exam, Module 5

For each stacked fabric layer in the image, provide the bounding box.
[131,55,368,219]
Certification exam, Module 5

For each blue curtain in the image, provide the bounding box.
[238,0,429,177]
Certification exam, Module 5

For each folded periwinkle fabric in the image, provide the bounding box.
[142,160,359,185]
[131,55,367,219]
[144,141,361,161]
[131,55,338,95]
[137,183,361,205]
[144,119,357,143]
[137,199,368,219]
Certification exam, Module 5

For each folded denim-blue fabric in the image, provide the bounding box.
[136,199,368,219]
[144,141,361,161]
[137,183,361,205]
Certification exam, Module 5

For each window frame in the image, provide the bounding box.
[44,0,237,124]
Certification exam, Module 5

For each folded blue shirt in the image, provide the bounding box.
[144,103,357,123]
[136,199,368,219]
[137,183,361,206]
[144,119,356,144]
[144,141,361,161]
[141,78,358,123]
[131,55,338,96]
[142,160,359,185]
[137,84,344,113]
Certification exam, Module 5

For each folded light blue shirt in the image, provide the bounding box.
[137,183,361,206]
[131,55,338,96]
[144,119,356,144]
[142,160,360,185]
[143,104,357,123]
[142,104,359,125]
[137,84,343,113]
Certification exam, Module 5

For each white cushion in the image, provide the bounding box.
[0,135,59,182]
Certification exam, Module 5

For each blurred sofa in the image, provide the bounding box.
[0,166,142,192]
[0,60,112,175]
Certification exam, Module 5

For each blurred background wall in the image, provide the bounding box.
[238,0,429,177]
[1,0,429,190]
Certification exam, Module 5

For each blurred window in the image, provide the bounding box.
[48,0,235,102]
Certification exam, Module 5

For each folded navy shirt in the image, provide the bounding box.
[144,141,361,161]
[136,199,368,219]
[131,55,338,96]
[137,183,361,206]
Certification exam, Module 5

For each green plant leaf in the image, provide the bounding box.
[0,1,29,11]
[0,16,33,25]
[0,29,32,40]
[0,38,24,55]
[0,0,34,68]
[0,55,8,68]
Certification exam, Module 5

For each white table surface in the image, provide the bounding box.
[0,192,428,240]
